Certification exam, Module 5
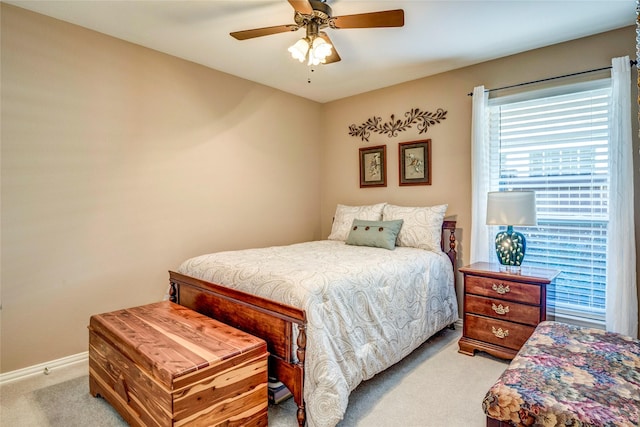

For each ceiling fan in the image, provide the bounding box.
[230,0,404,65]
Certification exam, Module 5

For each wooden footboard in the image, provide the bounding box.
[168,271,308,427]
[169,220,457,427]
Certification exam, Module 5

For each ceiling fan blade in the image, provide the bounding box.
[230,24,298,40]
[332,9,404,29]
[318,32,341,64]
[288,0,313,15]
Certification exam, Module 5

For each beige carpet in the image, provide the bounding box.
[0,328,508,427]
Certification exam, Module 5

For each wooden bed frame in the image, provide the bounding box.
[168,220,457,427]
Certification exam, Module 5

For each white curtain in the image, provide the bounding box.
[606,56,638,338]
[470,85,491,264]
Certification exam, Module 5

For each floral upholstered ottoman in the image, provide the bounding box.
[482,321,640,427]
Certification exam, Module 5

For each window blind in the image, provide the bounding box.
[488,80,611,326]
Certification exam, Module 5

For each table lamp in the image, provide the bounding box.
[486,191,537,269]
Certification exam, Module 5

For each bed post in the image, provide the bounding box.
[441,220,457,273]
[442,220,458,330]
[296,324,307,427]
[169,280,178,303]
[447,227,457,270]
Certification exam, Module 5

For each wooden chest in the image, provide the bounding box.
[88,301,268,427]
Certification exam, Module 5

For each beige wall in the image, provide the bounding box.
[0,4,322,372]
[1,3,637,374]
[321,26,638,327]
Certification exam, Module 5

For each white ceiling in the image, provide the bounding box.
[7,0,636,103]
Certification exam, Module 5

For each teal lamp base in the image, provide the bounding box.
[494,225,527,268]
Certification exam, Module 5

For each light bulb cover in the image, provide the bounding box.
[312,37,332,59]
[288,36,333,66]
[288,38,310,62]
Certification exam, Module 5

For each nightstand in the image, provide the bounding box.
[458,262,560,360]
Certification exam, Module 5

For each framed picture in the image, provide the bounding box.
[399,139,431,186]
[359,145,387,188]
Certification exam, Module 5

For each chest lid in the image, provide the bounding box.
[89,301,266,388]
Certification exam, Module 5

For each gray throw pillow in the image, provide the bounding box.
[345,219,404,250]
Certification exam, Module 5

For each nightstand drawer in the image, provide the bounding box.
[464,314,536,351]
[465,275,541,305]
[459,262,559,359]
[464,294,541,326]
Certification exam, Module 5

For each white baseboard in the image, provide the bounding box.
[0,351,89,386]
[0,318,465,385]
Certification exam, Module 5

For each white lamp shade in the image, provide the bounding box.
[486,191,537,226]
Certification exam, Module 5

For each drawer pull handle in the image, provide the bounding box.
[491,303,510,315]
[492,283,510,294]
[491,326,509,339]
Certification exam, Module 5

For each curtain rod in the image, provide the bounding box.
[467,59,637,96]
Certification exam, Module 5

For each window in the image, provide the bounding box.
[487,79,611,328]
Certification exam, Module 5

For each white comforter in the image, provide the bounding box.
[178,240,458,427]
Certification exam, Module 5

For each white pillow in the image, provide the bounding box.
[328,203,386,241]
[382,204,448,251]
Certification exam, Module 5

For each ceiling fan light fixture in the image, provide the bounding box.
[289,36,333,66]
[309,36,332,64]
[288,38,310,62]
[232,1,404,67]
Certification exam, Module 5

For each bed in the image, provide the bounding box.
[168,203,459,427]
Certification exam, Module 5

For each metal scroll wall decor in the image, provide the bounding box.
[348,107,447,142]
